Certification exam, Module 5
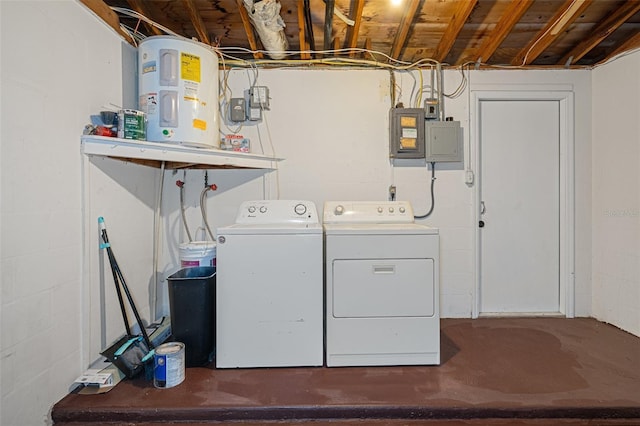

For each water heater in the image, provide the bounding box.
[138,36,219,148]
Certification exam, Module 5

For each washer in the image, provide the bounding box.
[323,201,440,367]
[216,200,323,368]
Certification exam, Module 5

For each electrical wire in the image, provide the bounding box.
[521,0,579,67]
[111,7,183,38]
[436,62,444,121]
[260,107,281,199]
[389,71,396,107]
[430,65,435,99]
[444,65,468,99]
[592,45,640,69]
[414,162,437,219]
[406,71,417,108]
[416,68,423,108]
[215,46,442,70]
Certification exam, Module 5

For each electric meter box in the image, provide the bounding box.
[389,108,425,159]
[425,120,463,162]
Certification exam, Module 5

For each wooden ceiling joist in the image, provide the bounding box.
[363,37,372,59]
[297,0,311,59]
[236,0,264,59]
[92,0,640,68]
[182,0,210,45]
[432,0,478,62]
[560,0,640,65]
[333,37,341,52]
[390,0,421,60]
[511,0,592,66]
[475,0,533,63]
[346,0,364,58]
[79,0,133,43]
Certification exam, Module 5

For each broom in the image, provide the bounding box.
[99,217,154,378]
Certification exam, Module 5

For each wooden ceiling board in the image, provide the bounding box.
[91,0,640,67]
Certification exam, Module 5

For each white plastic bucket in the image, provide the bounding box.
[179,241,217,268]
[138,36,219,148]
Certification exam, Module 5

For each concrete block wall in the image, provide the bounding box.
[1,1,156,424]
[592,52,640,336]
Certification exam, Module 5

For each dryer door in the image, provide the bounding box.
[332,258,434,318]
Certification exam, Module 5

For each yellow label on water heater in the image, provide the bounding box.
[181,53,201,82]
[193,118,207,130]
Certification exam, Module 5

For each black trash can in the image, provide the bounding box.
[167,266,216,367]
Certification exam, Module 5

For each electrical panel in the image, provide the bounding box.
[424,98,439,120]
[425,120,463,162]
[230,98,247,122]
[249,86,269,109]
[389,108,425,159]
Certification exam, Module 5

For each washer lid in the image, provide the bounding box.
[323,223,438,235]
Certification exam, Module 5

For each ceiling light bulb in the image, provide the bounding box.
[391,0,402,6]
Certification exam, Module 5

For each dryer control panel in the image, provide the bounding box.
[235,200,319,224]
[323,201,415,224]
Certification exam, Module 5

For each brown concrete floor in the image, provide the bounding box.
[52,318,640,425]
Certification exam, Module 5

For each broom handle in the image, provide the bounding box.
[99,218,152,349]
[100,226,131,336]
[112,259,154,349]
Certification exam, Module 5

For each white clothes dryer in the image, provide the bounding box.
[323,201,440,367]
[216,200,323,368]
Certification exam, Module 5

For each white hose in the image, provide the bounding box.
[200,187,215,241]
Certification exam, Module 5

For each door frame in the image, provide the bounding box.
[471,90,575,318]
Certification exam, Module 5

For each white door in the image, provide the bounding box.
[479,99,560,314]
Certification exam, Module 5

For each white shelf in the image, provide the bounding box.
[81,135,282,170]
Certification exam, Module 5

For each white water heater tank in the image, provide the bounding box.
[138,36,219,148]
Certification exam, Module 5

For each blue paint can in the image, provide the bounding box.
[154,342,185,388]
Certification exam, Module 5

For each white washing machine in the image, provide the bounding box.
[216,200,323,368]
[324,201,440,367]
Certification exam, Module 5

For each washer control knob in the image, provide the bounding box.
[248,206,256,213]
[377,207,383,213]
[294,203,307,215]
[334,205,345,215]
[389,207,394,213]
[259,206,267,213]
[399,206,406,213]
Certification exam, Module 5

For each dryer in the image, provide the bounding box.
[216,200,323,368]
[323,201,440,367]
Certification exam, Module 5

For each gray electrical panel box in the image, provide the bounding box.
[249,86,269,109]
[230,98,246,122]
[424,98,439,120]
[389,108,425,159]
[425,121,463,162]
